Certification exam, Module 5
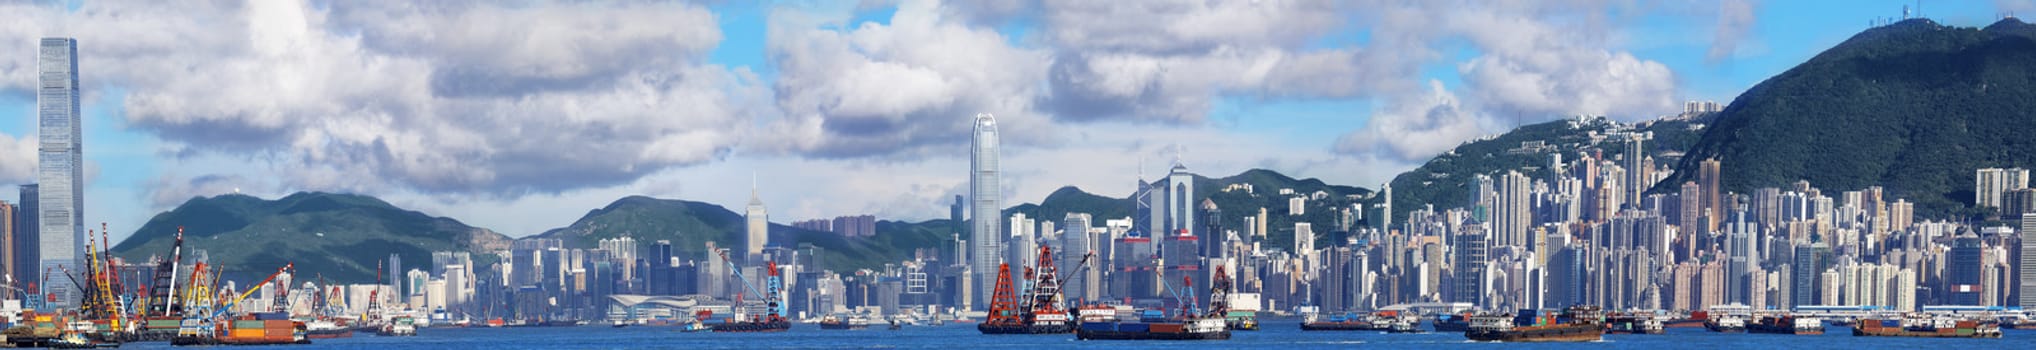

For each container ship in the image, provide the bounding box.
[1746,314,1822,335]
[1853,315,2001,338]
[1606,312,1664,334]
[173,317,310,346]
[1464,306,1605,342]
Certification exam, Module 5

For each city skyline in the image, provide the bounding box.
[0,0,2029,244]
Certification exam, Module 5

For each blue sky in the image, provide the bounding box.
[0,0,2024,241]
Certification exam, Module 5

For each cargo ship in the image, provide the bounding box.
[173,317,310,346]
[1073,266,1237,341]
[1073,306,1230,341]
[1300,310,1401,331]
[1704,313,1746,333]
[1432,313,1472,332]
[1464,306,1605,342]
[1746,314,1822,335]
[1606,313,1664,334]
[1853,315,2001,338]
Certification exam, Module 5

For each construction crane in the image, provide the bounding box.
[715,250,784,324]
[147,226,187,316]
[209,263,293,320]
[1055,251,1096,308]
[181,262,213,318]
[1207,265,1231,319]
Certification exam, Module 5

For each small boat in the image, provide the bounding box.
[305,319,352,339]
[887,320,903,331]
[377,316,418,336]
[610,319,631,328]
[680,320,713,333]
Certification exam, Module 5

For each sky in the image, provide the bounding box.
[0,0,2025,242]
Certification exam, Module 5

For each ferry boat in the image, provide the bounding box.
[305,319,352,339]
[1853,314,2001,338]
[377,316,417,336]
[1463,306,1606,342]
[1746,314,1823,335]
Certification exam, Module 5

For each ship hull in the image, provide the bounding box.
[1465,324,1604,342]
[1747,324,1821,335]
[1852,326,1999,338]
[819,323,869,330]
[1704,323,1745,333]
[711,321,792,333]
[1300,322,1390,331]
[976,323,1073,334]
[1433,321,1470,332]
[1076,329,1230,340]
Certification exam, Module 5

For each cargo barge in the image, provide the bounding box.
[1606,313,1664,334]
[172,317,310,346]
[818,315,871,330]
[710,254,793,333]
[1464,306,1605,342]
[1853,315,2001,338]
[979,247,1090,335]
[1746,314,1822,335]
[1704,313,1747,333]
[1432,313,1472,332]
[1074,307,1230,341]
[1301,311,1403,331]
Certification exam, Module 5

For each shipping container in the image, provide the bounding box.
[252,312,290,321]
[1081,323,1115,332]
[1880,320,1900,327]
[1150,323,1185,333]
[1119,323,1149,332]
[231,328,266,338]
[235,320,268,329]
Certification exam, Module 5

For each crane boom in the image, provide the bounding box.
[218,263,293,318]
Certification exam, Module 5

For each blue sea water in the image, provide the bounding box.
[109,320,2027,349]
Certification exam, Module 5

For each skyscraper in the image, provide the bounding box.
[2020,213,2036,309]
[1164,162,1195,237]
[1977,168,2031,210]
[745,182,767,261]
[0,201,12,282]
[969,113,1002,310]
[1496,171,1532,248]
[38,38,83,307]
[1949,231,1985,305]
[1626,133,1648,205]
[12,185,33,284]
[1699,158,1722,229]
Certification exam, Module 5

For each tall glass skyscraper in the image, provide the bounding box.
[969,113,1001,310]
[37,37,83,307]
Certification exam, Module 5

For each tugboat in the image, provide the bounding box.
[1746,314,1823,335]
[1854,314,2001,338]
[978,247,1090,334]
[377,316,418,336]
[710,253,792,333]
[1073,267,1236,341]
[1464,306,1606,342]
[305,319,352,339]
[1606,312,1665,334]
[1432,312,1473,332]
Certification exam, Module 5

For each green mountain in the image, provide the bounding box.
[1004,168,1372,252]
[1389,115,1708,222]
[533,196,948,272]
[1659,18,2036,218]
[110,192,513,284]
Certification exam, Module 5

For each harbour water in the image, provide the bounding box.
[108,320,2027,349]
